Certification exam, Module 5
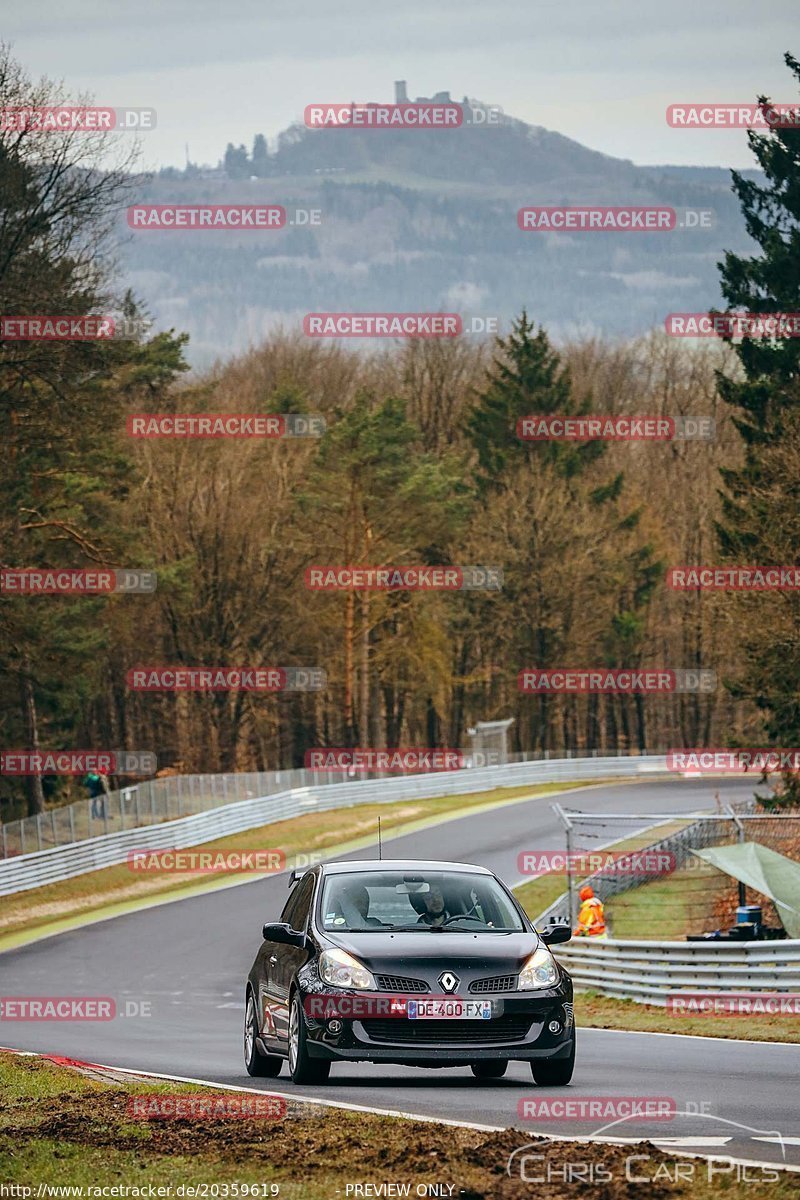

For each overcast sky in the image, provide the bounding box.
[5,0,797,170]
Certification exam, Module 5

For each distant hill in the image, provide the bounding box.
[120,91,759,368]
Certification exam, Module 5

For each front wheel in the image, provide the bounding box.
[288,993,331,1084]
[530,1036,575,1087]
[471,1060,508,1079]
[244,992,283,1077]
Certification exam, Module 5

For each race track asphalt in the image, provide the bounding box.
[2,776,798,1170]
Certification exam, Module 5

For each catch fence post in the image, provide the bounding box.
[725,804,748,907]
[553,803,576,928]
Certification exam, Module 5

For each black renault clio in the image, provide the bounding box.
[244,859,575,1085]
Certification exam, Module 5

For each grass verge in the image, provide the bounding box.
[604,860,730,940]
[514,819,691,927]
[514,825,800,1043]
[1,1053,794,1197]
[574,990,800,1043]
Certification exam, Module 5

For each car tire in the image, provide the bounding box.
[530,1036,575,1086]
[244,991,283,1077]
[288,993,331,1085]
[470,1060,508,1079]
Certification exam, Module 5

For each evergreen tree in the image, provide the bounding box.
[296,394,468,743]
[715,52,800,773]
[0,45,189,816]
[223,142,250,179]
[467,311,603,484]
[251,134,269,177]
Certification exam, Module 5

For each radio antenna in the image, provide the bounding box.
[377,816,382,860]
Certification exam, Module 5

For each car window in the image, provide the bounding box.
[319,870,525,932]
[280,872,315,931]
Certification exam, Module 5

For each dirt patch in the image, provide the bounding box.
[0,1078,782,1200]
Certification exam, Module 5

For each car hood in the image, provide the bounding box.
[320,929,541,975]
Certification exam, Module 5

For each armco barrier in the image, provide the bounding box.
[553,937,800,1005]
[1,750,670,856]
[0,755,667,896]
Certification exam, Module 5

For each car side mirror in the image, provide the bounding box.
[540,922,572,946]
[262,921,307,948]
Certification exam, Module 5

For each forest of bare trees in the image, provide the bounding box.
[2,316,764,820]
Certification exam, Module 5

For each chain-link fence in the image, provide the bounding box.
[0,769,306,857]
[537,803,800,939]
[0,747,664,859]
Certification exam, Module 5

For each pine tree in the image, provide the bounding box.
[251,134,269,177]
[223,143,250,179]
[715,52,800,789]
[0,46,189,816]
[296,394,468,744]
[467,311,603,484]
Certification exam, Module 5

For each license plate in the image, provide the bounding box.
[407,999,493,1020]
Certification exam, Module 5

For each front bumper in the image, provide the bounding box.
[300,987,574,1064]
[307,1035,575,1065]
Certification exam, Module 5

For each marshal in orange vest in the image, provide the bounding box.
[575,885,607,939]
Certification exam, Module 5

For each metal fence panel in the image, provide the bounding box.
[0,755,668,895]
[1,749,664,858]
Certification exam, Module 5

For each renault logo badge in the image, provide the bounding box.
[439,971,459,993]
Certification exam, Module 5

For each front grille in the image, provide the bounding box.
[374,974,430,994]
[469,974,518,994]
[362,1015,533,1045]
[563,1002,574,1025]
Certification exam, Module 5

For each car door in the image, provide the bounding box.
[268,871,316,1047]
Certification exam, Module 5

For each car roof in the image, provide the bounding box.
[319,859,493,875]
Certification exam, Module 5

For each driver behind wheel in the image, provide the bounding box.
[416,884,452,926]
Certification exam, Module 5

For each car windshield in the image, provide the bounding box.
[319,869,525,932]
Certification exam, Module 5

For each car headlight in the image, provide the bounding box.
[319,948,376,990]
[518,945,559,990]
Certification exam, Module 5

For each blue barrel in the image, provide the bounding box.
[736,904,761,926]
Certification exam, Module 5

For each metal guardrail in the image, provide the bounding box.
[0,754,668,896]
[0,768,320,857]
[554,937,800,1004]
[0,748,669,857]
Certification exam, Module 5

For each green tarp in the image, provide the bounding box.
[691,842,800,938]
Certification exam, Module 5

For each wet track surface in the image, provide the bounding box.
[2,777,798,1168]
